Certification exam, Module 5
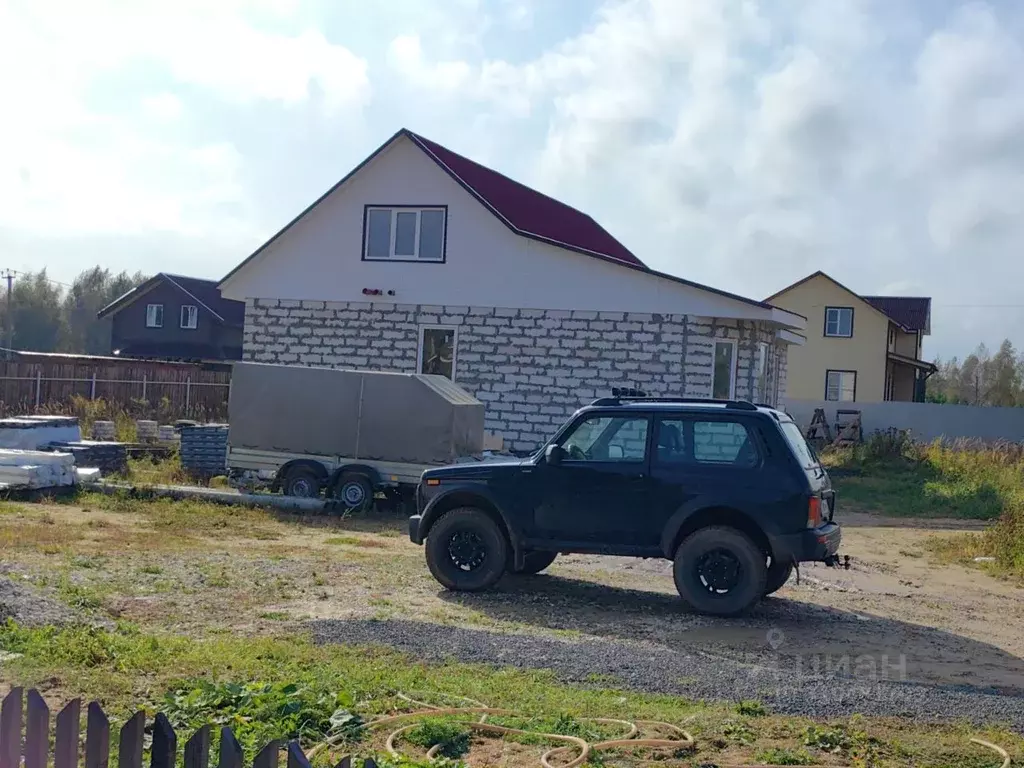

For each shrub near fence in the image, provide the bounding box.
[0,357,230,422]
[0,689,377,768]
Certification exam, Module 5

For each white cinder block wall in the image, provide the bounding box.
[244,299,786,453]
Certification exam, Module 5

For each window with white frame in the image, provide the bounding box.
[824,306,854,337]
[180,305,198,330]
[712,340,737,399]
[365,207,446,261]
[755,342,769,376]
[825,370,857,401]
[146,304,163,328]
[419,327,456,380]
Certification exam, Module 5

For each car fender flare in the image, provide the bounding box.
[659,496,768,558]
[420,484,520,550]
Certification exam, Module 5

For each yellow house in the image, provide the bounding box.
[765,271,935,403]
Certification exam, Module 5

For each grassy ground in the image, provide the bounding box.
[2,621,1019,768]
[824,433,1024,579]
[1,491,1020,767]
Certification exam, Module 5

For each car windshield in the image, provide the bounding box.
[780,420,819,469]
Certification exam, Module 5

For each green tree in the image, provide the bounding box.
[987,339,1021,407]
[1,270,65,352]
[60,267,146,354]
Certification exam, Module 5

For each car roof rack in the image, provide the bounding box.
[589,396,759,411]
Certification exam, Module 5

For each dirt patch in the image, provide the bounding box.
[0,565,91,627]
[3,500,1023,700]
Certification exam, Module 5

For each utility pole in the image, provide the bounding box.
[1,269,14,351]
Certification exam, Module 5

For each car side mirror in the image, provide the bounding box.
[544,444,566,466]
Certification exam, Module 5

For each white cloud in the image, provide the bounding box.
[0,0,370,248]
[385,0,1024,357]
[141,94,185,122]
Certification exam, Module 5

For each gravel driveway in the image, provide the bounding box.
[309,617,1024,729]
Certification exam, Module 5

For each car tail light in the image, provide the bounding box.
[807,496,823,528]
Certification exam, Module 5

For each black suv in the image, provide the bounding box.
[409,397,841,616]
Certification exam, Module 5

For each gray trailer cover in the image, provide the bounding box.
[228,362,484,464]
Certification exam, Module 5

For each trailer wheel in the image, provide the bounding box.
[283,467,322,498]
[336,472,374,513]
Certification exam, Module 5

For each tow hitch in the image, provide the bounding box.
[825,554,851,570]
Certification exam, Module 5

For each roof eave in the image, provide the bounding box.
[96,275,164,319]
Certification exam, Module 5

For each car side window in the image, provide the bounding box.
[692,420,759,467]
[560,416,649,462]
[654,418,690,464]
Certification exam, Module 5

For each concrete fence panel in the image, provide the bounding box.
[781,399,1024,443]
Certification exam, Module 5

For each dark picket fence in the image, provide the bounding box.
[0,689,375,768]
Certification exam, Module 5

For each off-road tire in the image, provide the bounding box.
[283,467,322,498]
[426,507,509,592]
[764,558,794,596]
[511,551,557,575]
[673,526,767,617]
[335,472,374,513]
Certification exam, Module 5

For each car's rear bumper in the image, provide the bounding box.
[770,523,841,563]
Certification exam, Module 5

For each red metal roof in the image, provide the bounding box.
[407,131,645,268]
[862,296,931,333]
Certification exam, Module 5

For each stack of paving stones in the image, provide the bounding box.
[179,424,229,476]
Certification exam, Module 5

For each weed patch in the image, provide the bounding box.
[827,436,1024,578]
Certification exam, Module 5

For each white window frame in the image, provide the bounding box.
[755,342,769,376]
[145,304,163,328]
[825,370,857,402]
[712,339,738,400]
[364,207,447,262]
[418,325,458,380]
[180,305,198,330]
[824,306,854,338]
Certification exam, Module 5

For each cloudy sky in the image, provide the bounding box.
[3,0,1023,360]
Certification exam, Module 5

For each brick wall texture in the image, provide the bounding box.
[244,299,790,453]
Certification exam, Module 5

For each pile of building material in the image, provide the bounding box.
[0,416,81,450]
[92,420,116,440]
[180,424,229,476]
[136,420,159,442]
[45,441,128,475]
[0,450,76,489]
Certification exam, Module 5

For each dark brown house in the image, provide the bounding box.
[98,274,244,361]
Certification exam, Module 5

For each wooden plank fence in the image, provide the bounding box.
[0,361,230,421]
[0,689,374,768]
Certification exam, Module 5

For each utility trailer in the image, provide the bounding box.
[226,361,486,511]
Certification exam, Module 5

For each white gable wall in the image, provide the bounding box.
[222,136,793,326]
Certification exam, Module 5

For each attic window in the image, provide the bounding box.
[146,304,163,328]
[180,305,198,330]
[364,207,446,262]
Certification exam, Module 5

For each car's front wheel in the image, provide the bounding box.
[510,550,557,575]
[425,507,509,592]
[673,526,767,617]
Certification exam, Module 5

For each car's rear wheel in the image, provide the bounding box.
[673,526,767,617]
[426,507,509,592]
[511,550,557,575]
[764,558,794,596]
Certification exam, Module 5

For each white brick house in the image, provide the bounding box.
[219,129,806,453]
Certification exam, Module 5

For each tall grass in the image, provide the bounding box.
[826,431,1024,577]
[36,395,224,440]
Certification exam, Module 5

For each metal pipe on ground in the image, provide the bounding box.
[82,481,328,513]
